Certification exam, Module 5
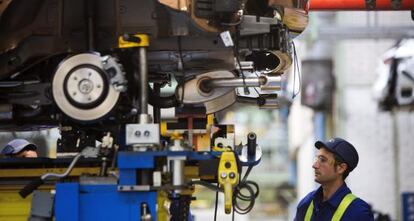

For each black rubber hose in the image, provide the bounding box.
[147,84,178,108]
[19,177,44,198]
[247,132,257,158]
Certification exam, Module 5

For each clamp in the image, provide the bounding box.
[218,151,239,214]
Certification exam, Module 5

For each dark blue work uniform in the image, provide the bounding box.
[294,184,374,221]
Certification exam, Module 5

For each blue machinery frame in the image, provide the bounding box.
[54,151,220,221]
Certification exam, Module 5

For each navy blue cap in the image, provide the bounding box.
[315,138,359,171]
[1,139,37,155]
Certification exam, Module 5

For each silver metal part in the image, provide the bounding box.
[177,70,237,114]
[141,203,152,221]
[126,124,160,146]
[81,146,100,158]
[79,176,117,185]
[207,77,265,88]
[239,145,263,165]
[65,67,104,104]
[261,75,282,91]
[240,15,280,36]
[104,56,128,92]
[52,53,125,121]
[139,47,148,115]
[140,114,151,124]
[205,75,282,91]
[169,140,186,193]
[117,185,151,192]
[153,171,162,187]
[29,191,54,219]
[237,61,254,70]
[204,91,236,114]
[171,159,185,191]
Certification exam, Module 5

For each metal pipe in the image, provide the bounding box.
[139,47,149,119]
[206,77,266,88]
[172,160,185,188]
[41,153,82,180]
[85,0,96,51]
[309,0,414,10]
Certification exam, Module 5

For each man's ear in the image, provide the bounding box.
[337,163,348,174]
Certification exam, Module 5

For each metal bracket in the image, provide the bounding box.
[29,191,54,220]
[126,124,160,146]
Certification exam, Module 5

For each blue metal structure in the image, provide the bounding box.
[55,183,157,221]
[54,151,221,221]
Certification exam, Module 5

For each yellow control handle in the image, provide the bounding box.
[218,151,239,214]
[224,182,233,214]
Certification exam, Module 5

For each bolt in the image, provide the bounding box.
[135,131,141,137]
[72,92,77,96]
[74,77,78,81]
[119,186,124,190]
[221,172,227,179]
[88,72,92,76]
[97,84,101,89]
[144,130,150,137]
[229,172,236,179]
[131,108,138,114]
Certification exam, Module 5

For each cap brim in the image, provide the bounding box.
[24,144,37,151]
[315,141,327,149]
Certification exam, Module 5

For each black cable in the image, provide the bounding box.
[214,182,219,221]
[232,166,259,215]
[233,25,249,95]
[232,205,235,221]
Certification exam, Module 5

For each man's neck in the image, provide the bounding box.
[321,179,344,202]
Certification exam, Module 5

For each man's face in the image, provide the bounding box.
[14,150,38,158]
[312,148,342,184]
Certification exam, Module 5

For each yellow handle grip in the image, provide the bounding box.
[224,182,233,214]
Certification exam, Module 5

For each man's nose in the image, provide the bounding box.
[312,161,319,169]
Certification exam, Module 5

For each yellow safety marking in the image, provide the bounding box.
[157,191,169,221]
[118,34,149,48]
[332,193,357,221]
[160,121,169,137]
[184,166,199,178]
[0,191,32,221]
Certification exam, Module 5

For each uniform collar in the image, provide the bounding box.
[313,183,351,208]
